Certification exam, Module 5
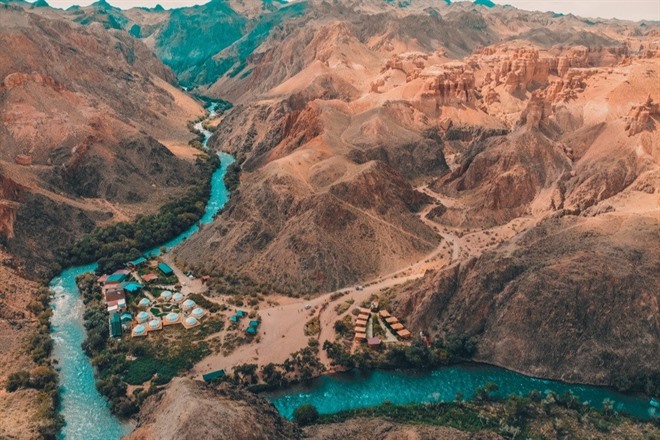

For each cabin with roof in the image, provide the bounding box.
[128,256,147,268]
[142,273,158,283]
[105,273,128,285]
[122,282,142,293]
[157,262,174,275]
[109,313,122,338]
[202,370,225,382]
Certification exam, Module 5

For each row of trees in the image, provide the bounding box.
[293,388,632,436]
[323,336,476,371]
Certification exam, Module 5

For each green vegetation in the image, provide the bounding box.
[282,339,325,381]
[62,154,220,274]
[77,274,212,418]
[323,337,475,371]
[5,366,58,393]
[188,293,223,313]
[4,286,63,439]
[333,299,354,315]
[333,315,353,339]
[312,389,660,439]
[372,317,386,339]
[293,403,319,426]
[224,159,242,193]
[304,316,321,336]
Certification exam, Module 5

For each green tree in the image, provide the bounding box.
[293,403,319,426]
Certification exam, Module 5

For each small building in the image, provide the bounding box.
[367,337,382,347]
[132,324,147,337]
[246,326,257,335]
[183,316,200,329]
[379,310,391,318]
[120,313,133,323]
[97,274,109,285]
[354,326,367,333]
[137,311,149,323]
[128,256,147,268]
[158,262,174,276]
[236,310,247,317]
[385,316,399,324]
[358,307,371,315]
[249,320,260,328]
[113,269,131,276]
[138,298,151,308]
[105,273,128,285]
[191,308,206,319]
[163,312,180,325]
[142,273,158,283]
[356,319,368,327]
[391,323,404,331]
[355,332,367,341]
[109,313,122,338]
[173,292,184,303]
[202,370,225,382]
[104,289,125,304]
[357,313,370,321]
[397,329,411,339]
[229,315,239,323]
[107,299,127,313]
[148,319,163,332]
[123,282,142,293]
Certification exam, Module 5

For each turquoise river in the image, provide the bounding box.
[47,110,656,440]
[49,102,235,439]
[266,366,658,421]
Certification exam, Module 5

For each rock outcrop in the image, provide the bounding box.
[395,213,660,391]
[126,378,300,440]
[625,96,660,136]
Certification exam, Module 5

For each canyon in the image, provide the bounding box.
[0,0,658,438]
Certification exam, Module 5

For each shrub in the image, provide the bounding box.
[5,370,31,392]
[304,316,321,336]
[293,403,319,426]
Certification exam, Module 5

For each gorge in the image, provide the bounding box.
[0,1,658,439]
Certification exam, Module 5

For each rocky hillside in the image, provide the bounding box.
[168,0,660,392]
[126,378,301,440]
[173,0,658,298]
[0,5,205,275]
[0,5,210,436]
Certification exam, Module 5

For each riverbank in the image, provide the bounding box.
[304,396,660,439]
[47,103,235,438]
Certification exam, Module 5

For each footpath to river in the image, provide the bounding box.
[49,104,233,440]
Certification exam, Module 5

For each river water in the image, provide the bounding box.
[49,105,233,439]
[266,366,657,420]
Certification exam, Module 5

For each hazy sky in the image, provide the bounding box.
[27,0,660,22]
